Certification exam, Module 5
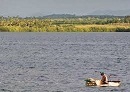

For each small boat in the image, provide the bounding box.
[85,78,121,87]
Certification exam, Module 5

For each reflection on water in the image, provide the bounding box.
[0,32,130,92]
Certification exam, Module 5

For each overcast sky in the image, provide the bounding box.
[0,0,130,17]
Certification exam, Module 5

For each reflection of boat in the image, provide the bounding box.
[85,78,121,87]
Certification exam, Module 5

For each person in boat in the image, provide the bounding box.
[100,72,108,84]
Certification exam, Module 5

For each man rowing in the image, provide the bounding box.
[100,72,108,84]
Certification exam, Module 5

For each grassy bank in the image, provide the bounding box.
[75,24,130,32]
[0,16,130,32]
[1,24,130,32]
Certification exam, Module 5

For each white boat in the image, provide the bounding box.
[95,80,121,87]
[85,78,121,87]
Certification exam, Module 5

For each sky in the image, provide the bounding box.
[0,0,130,17]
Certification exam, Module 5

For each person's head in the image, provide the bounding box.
[100,72,104,76]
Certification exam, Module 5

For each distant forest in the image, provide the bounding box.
[0,14,130,32]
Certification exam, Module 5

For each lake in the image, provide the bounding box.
[0,32,130,92]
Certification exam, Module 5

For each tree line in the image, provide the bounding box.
[0,15,130,32]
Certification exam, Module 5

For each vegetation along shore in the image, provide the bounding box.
[0,14,130,32]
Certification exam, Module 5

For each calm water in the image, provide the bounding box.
[0,32,130,92]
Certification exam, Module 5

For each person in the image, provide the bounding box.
[100,72,108,84]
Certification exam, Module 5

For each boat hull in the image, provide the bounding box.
[95,80,121,87]
[85,78,121,87]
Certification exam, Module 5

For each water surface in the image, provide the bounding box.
[0,32,130,92]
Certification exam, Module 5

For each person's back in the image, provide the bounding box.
[100,72,108,84]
